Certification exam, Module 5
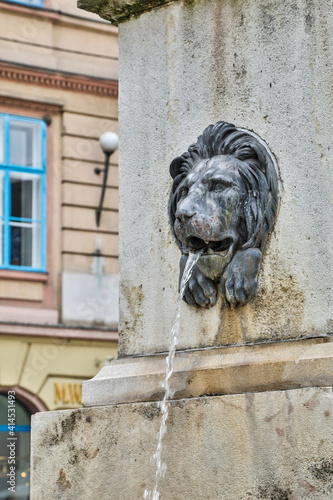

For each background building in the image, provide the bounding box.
[0,0,119,496]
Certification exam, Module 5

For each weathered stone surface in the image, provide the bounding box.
[31,387,333,499]
[118,0,333,356]
[83,336,333,406]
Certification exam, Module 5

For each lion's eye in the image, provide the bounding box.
[211,182,226,192]
[179,187,189,199]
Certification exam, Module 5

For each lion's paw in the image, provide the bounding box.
[180,256,217,308]
[221,248,261,307]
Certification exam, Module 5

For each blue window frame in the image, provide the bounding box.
[4,0,43,8]
[0,114,47,272]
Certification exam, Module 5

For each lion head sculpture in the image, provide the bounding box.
[169,121,280,308]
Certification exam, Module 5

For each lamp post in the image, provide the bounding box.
[95,131,119,227]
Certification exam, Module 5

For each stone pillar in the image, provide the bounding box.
[31,1,333,498]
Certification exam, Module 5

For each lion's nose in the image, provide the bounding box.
[176,208,196,223]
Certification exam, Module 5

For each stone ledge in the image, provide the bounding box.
[83,336,333,406]
[77,0,173,25]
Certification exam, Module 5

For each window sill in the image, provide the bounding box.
[2,0,43,8]
[0,1,57,18]
[0,269,48,282]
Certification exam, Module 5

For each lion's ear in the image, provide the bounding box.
[170,145,201,179]
[170,157,183,179]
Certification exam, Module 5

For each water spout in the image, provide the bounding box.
[144,250,203,500]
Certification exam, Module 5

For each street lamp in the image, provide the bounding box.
[95,131,119,227]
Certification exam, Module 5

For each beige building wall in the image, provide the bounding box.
[0,334,118,411]
[0,0,119,413]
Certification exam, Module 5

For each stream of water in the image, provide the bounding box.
[143,251,203,500]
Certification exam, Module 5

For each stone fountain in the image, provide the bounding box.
[31,0,333,498]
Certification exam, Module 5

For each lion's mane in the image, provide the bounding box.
[169,121,280,253]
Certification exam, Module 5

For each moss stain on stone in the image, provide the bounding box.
[78,0,172,25]
[133,403,161,420]
[257,484,292,500]
[215,255,306,346]
[118,282,144,356]
[56,469,71,492]
[310,459,333,483]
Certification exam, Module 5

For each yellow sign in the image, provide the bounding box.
[54,382,82,405]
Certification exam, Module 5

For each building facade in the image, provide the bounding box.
[0,0,118,496]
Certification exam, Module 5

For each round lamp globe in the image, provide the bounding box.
[99,131,119,154]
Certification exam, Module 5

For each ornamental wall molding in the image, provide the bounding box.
[0,63,118,98]
[0,322,119,341]
[0,95,63,114]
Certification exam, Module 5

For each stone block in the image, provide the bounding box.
[62,230,118,256]
[62,271,119,326]
[63,253,119,274]
[0,279,43,301]
[117,0,333,356]
[31,387,333,499]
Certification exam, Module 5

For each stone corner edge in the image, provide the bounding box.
[78,0,174,25]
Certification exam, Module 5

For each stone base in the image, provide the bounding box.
[82,337,333,406]
[31,387,333,499]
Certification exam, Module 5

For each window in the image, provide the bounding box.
[0,114,47,272]
[4,0,43,8]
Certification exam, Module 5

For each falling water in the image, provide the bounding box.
[144,250,203,500]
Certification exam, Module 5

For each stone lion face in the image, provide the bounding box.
[169,120,279,307]
[174,155,247,256]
